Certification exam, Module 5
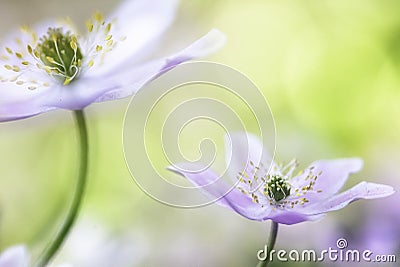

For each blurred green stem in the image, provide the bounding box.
[36,110,89,266]
[256,222,279,267]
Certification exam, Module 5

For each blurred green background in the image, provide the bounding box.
[0,0,399,266]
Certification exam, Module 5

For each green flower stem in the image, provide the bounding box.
[36,110,89,267]
[256,222,279,267]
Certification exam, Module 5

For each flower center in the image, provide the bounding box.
[236,159,324,209]
[34,28,82,85]
[266,175,291,202]
[0,12,122,90]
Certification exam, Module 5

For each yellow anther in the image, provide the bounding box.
[94,12,103,22]
[46,56,57,64]
[105,35,112,41]
[4,64,12,70]
[86,20,94,32]
[5,47,13,54]
[44,67,52,74]
[106,23,112,33]
[63,16,73,26]
[71,35,78,43]
[251,193,259,203]
[16,81,24,85]
[88,60,94,67]
[70,40,77,51]
[96,45,103,52]
[12,65,20,72]
[22,61,29,65]
[27,45,33,54]
[31,32,37,43]
[63,77,72,85]
[15,52,23,59]
[20,25,29,32]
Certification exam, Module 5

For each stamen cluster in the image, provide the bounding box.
[236,160,323,210]
[0,12,120,89]
[34,28,82,85]
[266,175,291,202]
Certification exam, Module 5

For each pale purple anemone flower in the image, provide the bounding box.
[169,132,394,225]
[0,0,225,122]
[0,245,29,267]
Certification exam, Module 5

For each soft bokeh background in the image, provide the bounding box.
[0,0,399,266]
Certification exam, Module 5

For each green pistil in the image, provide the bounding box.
[36,28,82,85]
[266,175,291,202]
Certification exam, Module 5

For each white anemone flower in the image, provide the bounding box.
[0,0,225,121]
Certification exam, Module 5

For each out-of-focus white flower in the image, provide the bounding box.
[53,219,148,267]
[0,245,29,267]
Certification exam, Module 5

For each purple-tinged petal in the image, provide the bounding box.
[168,164,271,221]
[0,59,164,121]
[265,210,325,225]
[301,182,395,215]
[161,29,226,71]
[0,84,55,122]
[291,158,363,199]
[224,132,274,186]
[0,245,29,267]
[95,29,226,103]
[88,0,179,76]
[0,104,55,122]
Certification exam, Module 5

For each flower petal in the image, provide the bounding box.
[0,245,29,267]
[0,61,156,121]
[0,84,55,122]
[0,29,226,121]
[168,164,271,221]
[94,29,226,103]
[88,0,179,76]
[224,131,273,184]
[266,210,325,225]
[161,29,227,71]
[301,182,395,215]
[291,158,363,199]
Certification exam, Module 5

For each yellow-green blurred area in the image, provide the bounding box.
[0,0,399,266]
